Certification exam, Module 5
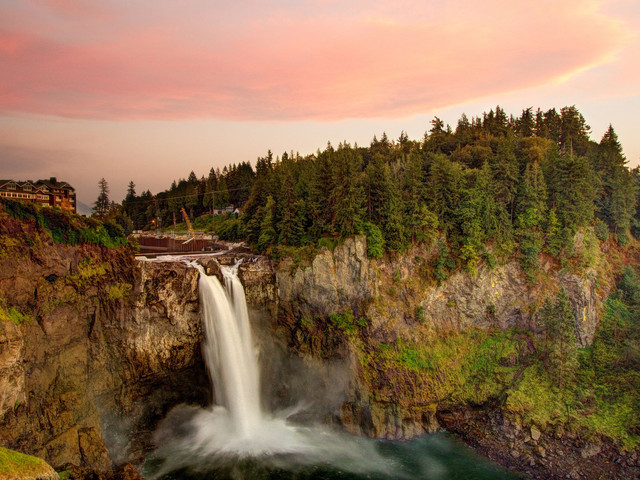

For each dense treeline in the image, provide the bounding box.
[235,106,637,278]
[116,105,639,277]
[114,162,255,233]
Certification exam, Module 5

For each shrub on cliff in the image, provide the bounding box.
[0,198,128,249]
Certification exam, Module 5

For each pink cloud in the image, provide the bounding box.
[0,0,633,121]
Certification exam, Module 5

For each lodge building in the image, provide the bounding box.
[0,177,77,213]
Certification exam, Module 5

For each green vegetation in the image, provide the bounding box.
[1,198,128,248]
[327,309,367,336]
[106,282,133,301]
[359,274,640,450]
[369,330,524,405]
[0,446,51,478]
[0,298,34,325]
[64,257,108,293]
[116,107,638,271]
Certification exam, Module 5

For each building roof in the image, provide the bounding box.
[35,177,75,191]
[1,178,75,193]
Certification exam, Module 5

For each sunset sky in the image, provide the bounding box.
[1,0,639,206]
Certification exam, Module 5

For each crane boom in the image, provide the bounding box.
[180,208,196,238]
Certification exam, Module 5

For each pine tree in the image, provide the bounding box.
[330,144,366,237]
[277,167,299,245]
[185,183,199,218]
[256,196,276,253]
[515,107,535,137]
[539,289,579,388]
[216,176,230,207]
[596,125,636,241]
[363,153,406,250]
[125,181,136,201]
[92,178,110,219]
[543,108,562,144]
[428,154,464,230]
[491,135,519,219]
[203,168,217,214]
[515,161,548,281]
[559,106,590,156]
[544,208,562,256]
[306,152,333,240]
[403,151,438,243]
[555,153,596,231]
[632,167,640,240]
[455,163,498,274]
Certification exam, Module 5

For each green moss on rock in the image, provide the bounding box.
[0,446,58,480]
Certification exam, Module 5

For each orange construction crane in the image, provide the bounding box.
[180,208,196,238]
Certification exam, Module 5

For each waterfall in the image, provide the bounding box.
[192,261,261,436]
[146,255,517,479]
[148,255,395,477]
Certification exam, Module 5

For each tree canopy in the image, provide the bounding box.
[115,105,638,272]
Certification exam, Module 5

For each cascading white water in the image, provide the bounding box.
[149,256,399,477]
[193,261,261,436]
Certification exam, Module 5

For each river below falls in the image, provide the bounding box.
[143,428,520,480]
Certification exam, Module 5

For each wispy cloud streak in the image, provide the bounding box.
[0,0,632,120]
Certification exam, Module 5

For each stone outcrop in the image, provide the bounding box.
[0,211,278,473]
[437,407,640,480]
[274,236,610,439]
[0,208,618,479]
[277,237,373,317]
[277,236,605,342]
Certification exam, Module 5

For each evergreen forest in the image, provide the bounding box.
[113,105,639,281]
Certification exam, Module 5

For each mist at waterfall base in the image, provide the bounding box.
[144,260,517,480]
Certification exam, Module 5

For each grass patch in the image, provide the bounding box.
[328,309,359,336]
[0,446,51,478]
[106,282,132,301]
[65,258,107,292]
[0,298,34,325]
[370,329,524,404]
[0,236,20,258]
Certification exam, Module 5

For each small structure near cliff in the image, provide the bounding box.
[0,177,77,213]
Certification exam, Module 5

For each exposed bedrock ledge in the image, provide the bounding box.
[0,230,612,477]
[0,249,277,471]
[274,236,610,440]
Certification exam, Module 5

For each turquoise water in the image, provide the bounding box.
[145,431,521,480]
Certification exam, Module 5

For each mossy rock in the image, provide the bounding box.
[0,446,58,480]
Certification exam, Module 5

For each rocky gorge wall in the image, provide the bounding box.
[0,240,205,470]
[0,209,279,473]
[0,213,617,478]
[274,236,610,441]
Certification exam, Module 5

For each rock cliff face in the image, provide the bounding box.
[0,210,278,472]
[0,211,612,478]
[0,240,209,469]
[274,236,609,439]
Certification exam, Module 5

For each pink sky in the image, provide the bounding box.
[0,0,639,205]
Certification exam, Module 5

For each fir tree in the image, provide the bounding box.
[330,144,366,237]
[92,178,110,219]
[256,196,276,253]
[539,289,579,388]
[515,161,548,281]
